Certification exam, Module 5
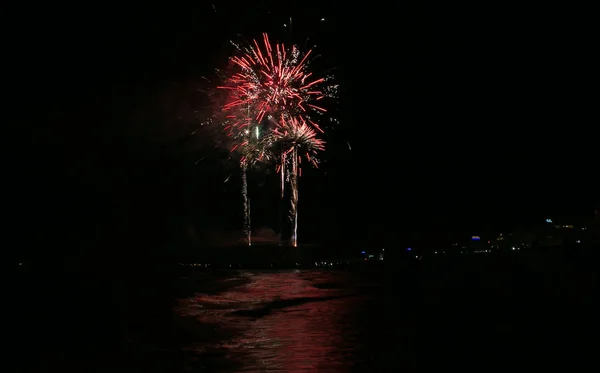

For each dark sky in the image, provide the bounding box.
[11,2,597,253]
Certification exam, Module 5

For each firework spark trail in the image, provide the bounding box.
[219,103,274,247]
[276,149,287,243]
[219,104,255,247]
[241,164,251,246]
[279,150,286,199]
[219,104,275,248]
[236,120,276,248]
[290,146,299,247]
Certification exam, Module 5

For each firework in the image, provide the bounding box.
[238,132,276,168]
[216,105,253,246]
[215,32,335,247]
[214,100,269,246]
[271,115,325,247]
[217,32,336,142]
[272,116,325,156]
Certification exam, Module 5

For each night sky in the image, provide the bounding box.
[12,3,597,255]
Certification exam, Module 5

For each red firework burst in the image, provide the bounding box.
[217,33,331,135]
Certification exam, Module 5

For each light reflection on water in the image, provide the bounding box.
[176,270,373,372]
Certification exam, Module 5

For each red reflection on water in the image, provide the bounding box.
[236,272,355,371]
[178,270,364,372]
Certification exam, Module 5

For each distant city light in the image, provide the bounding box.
[472,236,480,240]
[407,248,412,251]
[361,251,365,254]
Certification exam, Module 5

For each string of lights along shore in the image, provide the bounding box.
[215,31,338,247]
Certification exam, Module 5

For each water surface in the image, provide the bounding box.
[175,263,597,372]
[176,269,411,372]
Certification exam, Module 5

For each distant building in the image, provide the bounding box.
[453,235,494,254]
[468,236,487,252]
[534,217,585,247]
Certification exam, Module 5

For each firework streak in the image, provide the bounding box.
[240,164,251,246]
[273,116,325,246]
[290,146,298,247]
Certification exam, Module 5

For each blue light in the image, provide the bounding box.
[361,251,365,254]
[407,248,411,251]
[472,236,480,240]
